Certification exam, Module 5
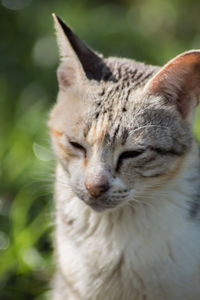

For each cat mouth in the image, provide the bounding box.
[74,189,127,211]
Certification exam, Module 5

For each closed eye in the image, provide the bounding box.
[116,150,144,171]
[69,141,86,156]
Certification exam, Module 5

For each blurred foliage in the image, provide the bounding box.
[0,0,200,299]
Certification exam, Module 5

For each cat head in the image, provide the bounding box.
[49,15,200,212]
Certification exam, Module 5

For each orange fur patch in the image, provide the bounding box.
[50,128,64,137]
[51,128,77,157]
[86,115,110,145]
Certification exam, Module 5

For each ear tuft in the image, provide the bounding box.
[146,50,200,118]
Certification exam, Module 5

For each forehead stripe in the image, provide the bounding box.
[86,114,110,144]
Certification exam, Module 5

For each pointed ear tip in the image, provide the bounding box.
[52,13,58,24]
[52,13,65,25]
[52,13,60,22]
[51,14,69,28]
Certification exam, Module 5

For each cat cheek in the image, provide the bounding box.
[119,166,138,186]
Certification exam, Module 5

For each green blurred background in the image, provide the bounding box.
[1,0,200,299]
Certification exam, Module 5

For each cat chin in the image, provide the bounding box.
[86,201,122,212]
[88,203,109,212]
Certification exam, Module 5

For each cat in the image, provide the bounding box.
[49,14,200,300]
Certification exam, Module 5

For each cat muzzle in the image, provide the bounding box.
[85,175,110,198]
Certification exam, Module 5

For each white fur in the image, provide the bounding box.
[53,144,200,300]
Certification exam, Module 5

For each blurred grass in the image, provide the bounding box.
[1,0,200,299]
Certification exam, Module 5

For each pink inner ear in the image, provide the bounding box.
[148,51,200,118]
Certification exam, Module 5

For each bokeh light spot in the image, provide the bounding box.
[0,232,9,250]
[2,0,32,10]
[33,143,53,162]
[33,36,58,68]
[22,248,44,268]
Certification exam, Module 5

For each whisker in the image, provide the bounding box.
[129,124,170,136]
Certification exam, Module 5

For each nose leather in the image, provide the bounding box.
[85,176,110,197]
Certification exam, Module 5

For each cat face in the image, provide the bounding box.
[49,15,200,211]
[49,78,191,211]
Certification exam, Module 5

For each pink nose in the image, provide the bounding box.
[85,176,110,197]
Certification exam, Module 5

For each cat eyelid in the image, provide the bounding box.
[68,139,86,155]
[119,149,145,160]
[116,148,146,171]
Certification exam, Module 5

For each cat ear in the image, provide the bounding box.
[145,50,200,119]
[52,14,104,88]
